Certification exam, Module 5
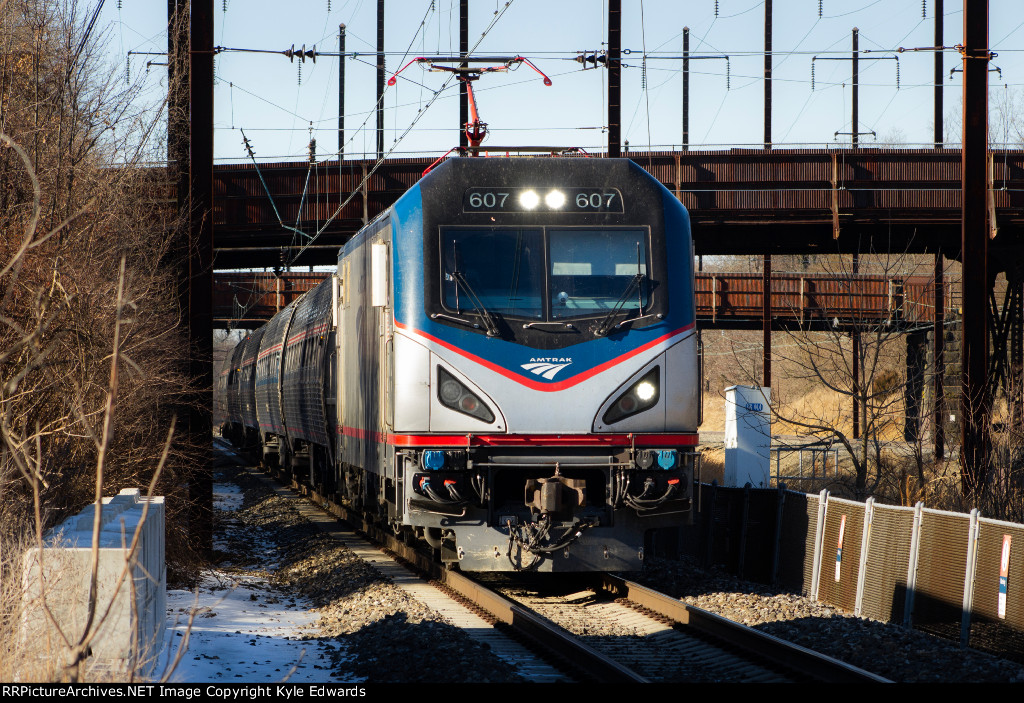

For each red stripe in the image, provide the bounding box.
[258,342,283,360]
[337,428,698,448]
[287,322,330,346]
[340,425,386,443]
[395,320,694,392]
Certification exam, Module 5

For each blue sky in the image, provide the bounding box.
[102,0,1024,163]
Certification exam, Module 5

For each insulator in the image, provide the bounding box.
[327,0,331,11]
[819,0,823,18]
[922,0,927,19]
[297,61,302,85]
[641,60,647,89]
[223,0,227,12]
[895,60,900,89]
[714,0,719,17]
[125,56,130,85]
[726,59,730,90]
[811,61,815,91]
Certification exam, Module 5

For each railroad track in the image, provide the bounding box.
[220,444,888,683]
[483,573,891,683]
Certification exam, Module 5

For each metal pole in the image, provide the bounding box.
[338,24,345,157]
[853,254,861,439]
[960,0,990,497]
[189,0,215,555]
[764,0,772,150]
[934,252,945,459]
[852,28,859,148]
[682,27,689,151]
[460,0,468,150]
[763,254,772,389]
[376,0,384,160]
[933,1,945,460]
[934,0,943,148]
[168,1,189,211]
[608,0,621,158]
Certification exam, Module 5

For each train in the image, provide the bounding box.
[215,156,700,572]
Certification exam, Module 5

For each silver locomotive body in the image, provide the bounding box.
[220,157,700,572]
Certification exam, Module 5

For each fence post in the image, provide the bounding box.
[854,497,874,616]
[961,508,981,648]
[811,488,829,599]
[704,481,718,567]
[771,483,786,585]
[738,483,751,578]
[903,501,925,627]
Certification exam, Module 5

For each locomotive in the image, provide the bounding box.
[216,156,700,572]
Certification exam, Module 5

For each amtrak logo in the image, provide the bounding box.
[520,357,573,380]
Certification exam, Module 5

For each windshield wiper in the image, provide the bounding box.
[594,273,644,336]
[595,241,647,337]
[450,269,501,337]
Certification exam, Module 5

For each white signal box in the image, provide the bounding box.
[723,385,772,488]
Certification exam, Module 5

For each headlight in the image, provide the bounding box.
[519,190,540,210]
[437,366,495,423]
[635,381,656,401]
[602,367,660,424]
[440,378,463,405]
[545,190,566,208]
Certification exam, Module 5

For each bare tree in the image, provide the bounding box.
[0,0,198,680]
[727,250,955,501]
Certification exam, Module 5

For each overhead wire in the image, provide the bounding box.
[288,0,520,266]
[207,2,1018,170]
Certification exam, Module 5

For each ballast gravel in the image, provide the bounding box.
[209,461,1024,684]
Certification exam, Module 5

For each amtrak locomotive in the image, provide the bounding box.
[217,156,700,572]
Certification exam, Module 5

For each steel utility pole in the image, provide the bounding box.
[852,27,859,148]
[460,0,468,150]
[960,0,990,497]
[763,1,773,387]
[608,0,621,158]
[189,0,214,555]
[932,0,945,460]
[764,0,772,149]
[934,0,944,148]
[338,24,346,157]
[679,32,726,152]
[167,0,189,210]
[376,0,384,159]
[763,255,771,389]
[682,27,688,151]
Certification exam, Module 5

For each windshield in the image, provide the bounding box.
[549,229,647,318]
[442,228,545,319]
[440,227,649,322]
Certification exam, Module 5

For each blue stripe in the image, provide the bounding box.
[390,169,695,384]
